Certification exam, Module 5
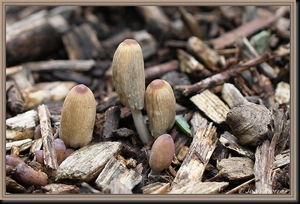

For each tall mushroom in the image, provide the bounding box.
[145,79,176,139]
[111,39,153,145]
[59,84,96,149]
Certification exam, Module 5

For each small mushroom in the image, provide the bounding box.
[145,79,176,139]
[111,39,153,145]
[148,133,175,176]
[59,84,96,149]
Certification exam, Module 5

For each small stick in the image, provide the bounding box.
[38,104,58,170]
[175,47,290,97]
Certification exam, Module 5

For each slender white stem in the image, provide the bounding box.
[148,169,160,178]
[131,109,153,145]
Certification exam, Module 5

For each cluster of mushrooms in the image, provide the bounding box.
[58,39,176,177]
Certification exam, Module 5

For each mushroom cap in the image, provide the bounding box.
[149,134,175,174]
[145,79,176,138]
[59,84,96,148]
[111,39,145,110]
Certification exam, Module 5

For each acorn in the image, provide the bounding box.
[59,84,96,149]
[145,79,176,139]
[111,39,153,145]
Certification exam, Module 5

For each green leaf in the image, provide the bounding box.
[175,115,192,137]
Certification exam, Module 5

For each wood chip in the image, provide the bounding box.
[55,141,122,184]
[169,179,228,194]
[38,104,58,170]
[172,116,218,184]
[6,109,38,140]
[219,131,255,160]
[141,182,171,194]
[42,183,80,194]
[190,90,229,124]
[221,83,250,108]
[274,81,290,104]
[209,157,254,181]
[102,178,133,194]
[95,156,142,191]
[6,138,33,152]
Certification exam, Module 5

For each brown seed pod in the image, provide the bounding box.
[225,103,272,147]
[148,134,175,176]
[13,162,48,186]
[59,84,96,149]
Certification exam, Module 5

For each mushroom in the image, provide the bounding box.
[111,39,153,145]
[145,79,176,139]
[148,133,175,176]
[59,84,96,149]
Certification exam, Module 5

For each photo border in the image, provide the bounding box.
[1,0,298,202]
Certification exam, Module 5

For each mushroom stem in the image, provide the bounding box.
[148,169,160,177]
[131,108,152,145]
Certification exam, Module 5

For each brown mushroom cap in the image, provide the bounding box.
[145,79,176,138]
[149,133,175,175]
[111,39,145,110]
[59,84,96,149]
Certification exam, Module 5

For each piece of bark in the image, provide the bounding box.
[219,131,255,160]
[6,6,50,26]
[187,36,222,71]
[6,80,24,115]
[62,23,104,60]
[6,177,27,193]
[6,109,38,140]
[22,81,77,111]
[273,149,290,169]
[178,6,203,39]
[6,138,33,152]
[6,65,35,91]
[136,6,172,39]
[95,156,142,191]
[225,103,272,147]
[38,104,58,170]
[272,104,290,156]
[172,116,218,184]
[169,179,228,194]
[55,141,122,184]
[225,178,255,194]
[81,182,102,194]
[238,36,277,79]
[102,106,121,141]
[175,45,290,97]
[102,178,133,194]
[112,128,135,139]
[101,28,133,49]
[209,6,289,50]
[42,183,81,194]
[274,81,290,105]
[177,49,212,79]
[24,59,96,72]
[141,182,171,194]
[144,60,179,84]
[208,157,254,182]
[29,138,43,156]
[133,30,157,60]
[190,89,229,124]
[51,70,92,85]
[221,83,250,108]
[253,140,273,194]
[253,106,287,194]
[259,74,276,110]
[6,10,70,66]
